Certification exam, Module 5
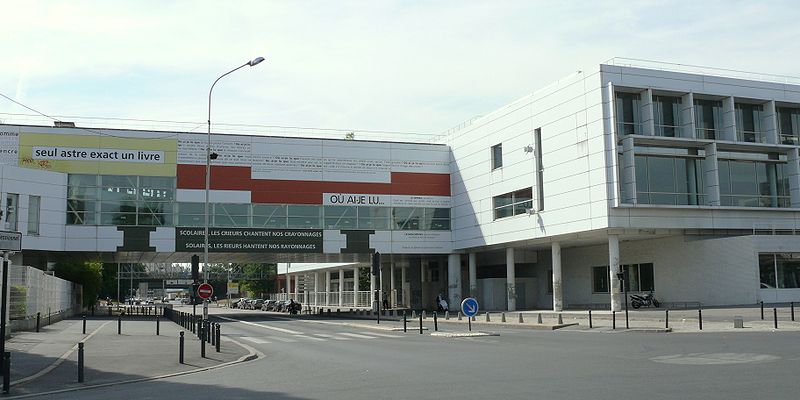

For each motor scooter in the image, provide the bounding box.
[630,291,660,309]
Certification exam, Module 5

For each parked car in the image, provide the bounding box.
[251,299,265,309]
[261,300,277,311]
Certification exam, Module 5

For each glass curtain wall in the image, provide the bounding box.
[777,106,800,145]
[694,99,723,139]
[615,92,642,136]
[760,253,800,289]
[735,103,765,143]
[634,155,706,205]
[718,160,790,207]
[653,95,682,137]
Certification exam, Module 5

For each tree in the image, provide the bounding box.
[232,263,277,298]
[53,260,104,308]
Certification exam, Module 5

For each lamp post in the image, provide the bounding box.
[204,56,265,319]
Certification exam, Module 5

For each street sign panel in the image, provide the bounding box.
[0,231,21,252]
[197,283,214,299]
[461,297,479,318]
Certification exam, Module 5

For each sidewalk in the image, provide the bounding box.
[304,305,800,333]
[4,315,255,397]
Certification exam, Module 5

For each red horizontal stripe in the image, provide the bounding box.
[177,164,450,203]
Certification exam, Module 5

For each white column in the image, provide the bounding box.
[789,148,800,208]
[338,268,344,307]
[389,262,396,308]
[353,267,359,307]
[324,270,331,307]
[506,248,516,312]
[313,272,319,309]
[722,96,736,141]
[680,92,696,139]
[468,252,477,297]
[704,143,721,206]
[640,88,654,136]
[293,274,299,300]
[447,254,462,311]
[552,242,563,312]
[621,136,637,204]
[609,235,621,312]
[763,100,778,144]
[401,266,407,307]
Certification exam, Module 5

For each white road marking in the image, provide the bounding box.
[240,337,270,344]
[314,334,351,340]
[294,334,327,341]
[217,316,304,335]
[268,336,298,343]
[337,332,377,339]
[360,332,402,338]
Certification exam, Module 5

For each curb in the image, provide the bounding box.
[3,335,262,399]
[430,332,499,338]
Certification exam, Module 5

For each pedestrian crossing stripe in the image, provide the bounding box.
[337,332,377,339]
[360,332,402,338]
[241,337,270,344]
[295,334,326,341]
[269,336,298,343]
[313,333,351,340]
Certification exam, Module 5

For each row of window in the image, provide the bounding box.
[492,188,533,220]
[622,153,792,208]
[592,263,655,293]
[490,129,544,220]
[66,175,450,230]
[4,193,40,235]
[615,91,800,144]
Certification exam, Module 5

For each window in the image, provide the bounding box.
[592,266,609,293]
[735,103,765,143]
[760,253,800,289]
[634,155,706,205]
[777,106,800,145]
[718,160,790,207]
[68,174,175,226]
[694,99,723,139]
[592,263,654,293]
[492,188,533,220]
[615,92,641,135]
[491,144,503,170]
[653,95,682,137]
[4,193,18,231]
[27,196,40,235]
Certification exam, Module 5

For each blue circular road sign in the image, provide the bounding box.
[461,297,479,318]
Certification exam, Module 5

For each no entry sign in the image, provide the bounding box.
[197,283,214,299]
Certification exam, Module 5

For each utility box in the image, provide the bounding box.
[733,316,744,328]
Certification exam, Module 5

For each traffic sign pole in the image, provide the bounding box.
[461,297,479,333]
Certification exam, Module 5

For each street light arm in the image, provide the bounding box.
[207,62,249,128]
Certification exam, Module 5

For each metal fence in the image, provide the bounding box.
[9,265,81,325]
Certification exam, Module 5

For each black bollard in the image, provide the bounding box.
[91,305,95,317]
[612,311,616,330]
[588,310,592,329]
[200,324,206,358]
[774,308,778,329]
[792,302,795,322]
[78,342,84,383]
[3,352,9,394]
[403,311,407,333]
[82,315,86,334]
[433,312,438,332]
[108,306,112,316]
[698,309,703,330]
[760,301,764,320]
[211,323,215,346]
[419,313,423,334]
[665,309,669,329]
[215,324,221,353]
[179,331,185,364]
[117,315,122,335]
[36,312,41,333]
[206,321,211,343]
[156,315,160,336]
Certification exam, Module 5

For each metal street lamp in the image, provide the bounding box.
[204,56,265,319]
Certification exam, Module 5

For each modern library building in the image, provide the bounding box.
[1,59,799,312]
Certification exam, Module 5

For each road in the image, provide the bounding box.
[42,308,800,400]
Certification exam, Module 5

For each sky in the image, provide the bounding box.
[1,0,799,139]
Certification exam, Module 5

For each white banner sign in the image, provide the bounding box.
[323,193,450,208]
[32,146,164,163]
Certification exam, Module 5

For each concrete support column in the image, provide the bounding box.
[551,242,563,312]
[421,260,429,309]
[704,142,721,206]
[722,96,736,141]
[325,270,331,307]
[640,88,654,136]
[313,272,319,308]
[608,235,621,312]
[338,268,344,307]
[353,267,359,307]
[401,265,408,308]
[788,148,800,208]
[621,136,637,204]
[389,262,395,308]
[763,100,778,144]
[370,268,376,311]
[680,92,696,139]
[447,254,462,311]
[468,252,477,297]
[293,274,299,301]
[506,248,516,312]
